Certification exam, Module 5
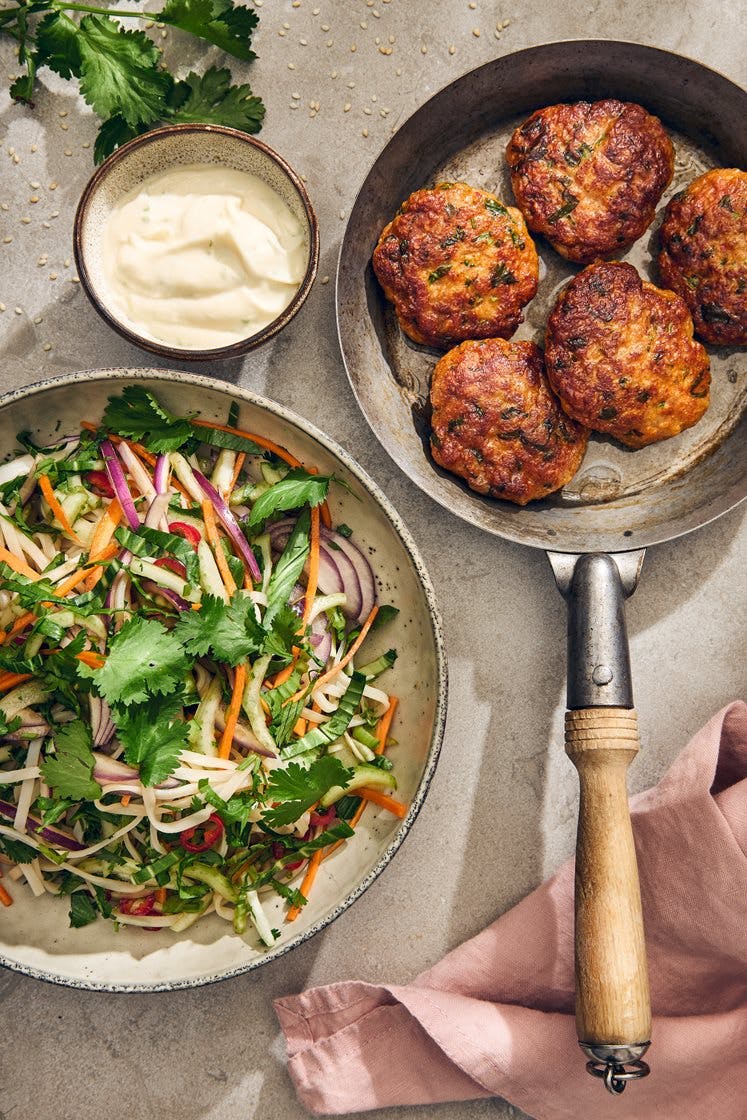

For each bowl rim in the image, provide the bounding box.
[73,124,320,362]
[0,367,448,991]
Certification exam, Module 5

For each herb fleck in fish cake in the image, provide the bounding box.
[372,182,539,348]
[658,167,747,346]
[506,99,674,263]
[545,261,710,448]
[429,338,589,505]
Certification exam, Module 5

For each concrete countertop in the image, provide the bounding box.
[0,2,744,1118]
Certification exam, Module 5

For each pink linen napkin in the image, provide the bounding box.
[275,701,747,1118]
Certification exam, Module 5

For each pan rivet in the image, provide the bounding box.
[592,664,613,686]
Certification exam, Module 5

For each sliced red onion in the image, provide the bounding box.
[310,613,332,668]
[143,491,171,529]
[269,518,362,618]
[321,527,377,623]
[153,453,169,495]
[193,469,261,582]
[90,696,115,747]
[141,579,191,611]
[0,799,84,851]
[92,752,138,783]
[101,440,139,530]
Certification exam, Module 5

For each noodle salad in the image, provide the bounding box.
[0,387,403,945]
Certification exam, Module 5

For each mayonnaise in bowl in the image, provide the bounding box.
[102,164,308,350]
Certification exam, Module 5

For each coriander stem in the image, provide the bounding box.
[54,2,148,15]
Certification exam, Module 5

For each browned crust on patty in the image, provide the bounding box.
[658,167,747,346]
[544,261,710,448]
[372,181,539,348]
[506,99,674,263]
[429,338,589,504]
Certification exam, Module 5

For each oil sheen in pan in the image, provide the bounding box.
[381,116,746,507]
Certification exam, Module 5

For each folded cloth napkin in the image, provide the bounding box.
[275,701,747,1119]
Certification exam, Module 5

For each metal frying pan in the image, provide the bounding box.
[336,40,747,1095]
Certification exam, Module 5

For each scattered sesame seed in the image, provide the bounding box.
[3,237,12,244]
[283,21,290,28]
[350,43,357,51]
[421,44,427,54]
[51,211,60,218]
[362,129,369,137]
[290,103,299,110]
[472,27,481,36]
[12,155,19,165]
[30,145,38,153]
[389,34,395,43]
[347,81,355,88]
[312,6,320,13]
[288,62,296,69]
[448,44,456,54]
[82,142,91,150]
[29,196,39,204]
[330,70,338,78]
[42,222,51,229]
[60,122,68,131]
[37,257,46,265]
[380,108,388,117]
[255,0,262,6]
[360,21,367,29]
[14,307,22,315]
[34,316,43,324]
[0,304,5,312]
[371,94,378,101]
[343,103,351,112]
[64,258,70,268]
[49,274,57,281]
[379,46,392,54]
[321,23,330,31]
[372,8,380,16]
[396,67,402,75]
[43,344,52,352]
[320,275,330,284]
[30,180,40,189]
[278,28,286,35]
[160,29,167,38]
[299,37,308,44]
[363,107,372,115]
[502,18,510,26]
[20,217,30,225]
[145,18,154,27]
[494,29,501,38]
[339,209,345,220]
[326,39,333,46]
[468,1,476,8]
[291,1,300,7]
[64,150,72,157]
[71,277,80,284]
[8,148,15,156]
[59,109,68,118]
[0,204,7,211]
[292,91,301,99]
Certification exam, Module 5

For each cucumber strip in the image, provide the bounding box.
[320,762,397,808]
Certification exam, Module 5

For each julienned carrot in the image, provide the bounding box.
[88,498,123,562]
[38,475,81,544]
[286,849,323,922]
[356,787,407,818]
[202,500,237,597]
[192,420,303,469]
[76,650,105,670]
[0,882,13,907]
[376,696,399,755]
[0,611,36,645]
[155,887,167,905]
[0,547,39,581]
[219,662,247,759]
[0,672,33,692]
[290,604,380,702]
[306,467,332,529]
[302,505,320,626]
[228,452,246,495]
[120,794,131,807]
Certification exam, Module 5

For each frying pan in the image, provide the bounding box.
[336,40,747,1095]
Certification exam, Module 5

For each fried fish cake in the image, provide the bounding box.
[429,338,589,505]
[506,100,674,263]
[658,167,747,346]
[372,182,539,348]
[545,261,710,448]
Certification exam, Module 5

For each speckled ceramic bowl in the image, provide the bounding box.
[73,126,319,360]
[0,370,446,991]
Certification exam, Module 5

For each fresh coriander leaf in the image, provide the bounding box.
[40,720,102,802]
[173,592,264,666]
[114,691,189,787]
[282,671,367,759]
[197,779,258,831]
[264,509,310,629]
[35,11,82,79]
[35,795,76,828]
[247,468,330,530]
[371,605,399,630]
[167,66,265,133]
[335,523,353,538]
[80,616,190,706]
[101,387,194,452]
[69,891,99,928]
[264,757,353,828]
[262,603,302,665]
[94,114,144,164]
[76,16,173,129]
[159,0,258,62]
[192,423,263,456]
[0,834,37,864]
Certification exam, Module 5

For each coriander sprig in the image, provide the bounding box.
[2,0,265,162]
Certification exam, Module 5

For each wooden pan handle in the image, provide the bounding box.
[565,707,651,1048]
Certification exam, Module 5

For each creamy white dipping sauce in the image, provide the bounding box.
[103,165,307,349]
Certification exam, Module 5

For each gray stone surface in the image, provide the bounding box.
[0,2,745,1118]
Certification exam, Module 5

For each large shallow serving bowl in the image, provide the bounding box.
[0,369,446,991]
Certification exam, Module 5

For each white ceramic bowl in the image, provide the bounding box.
[74,126,319,361]
[0,370,446,990]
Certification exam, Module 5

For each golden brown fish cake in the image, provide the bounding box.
[429,338,589,505]
[544,261,710,448]
[506,100,674,264]
[658,167,747,346]
[372,181,539,348]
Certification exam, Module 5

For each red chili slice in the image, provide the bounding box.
[180,813,224,853]
[119,894,156,916]
[168,521,201,549]
[86,470,115,498]
[154,556,187,579]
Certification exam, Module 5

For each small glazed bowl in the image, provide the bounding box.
[73,125,319,361]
